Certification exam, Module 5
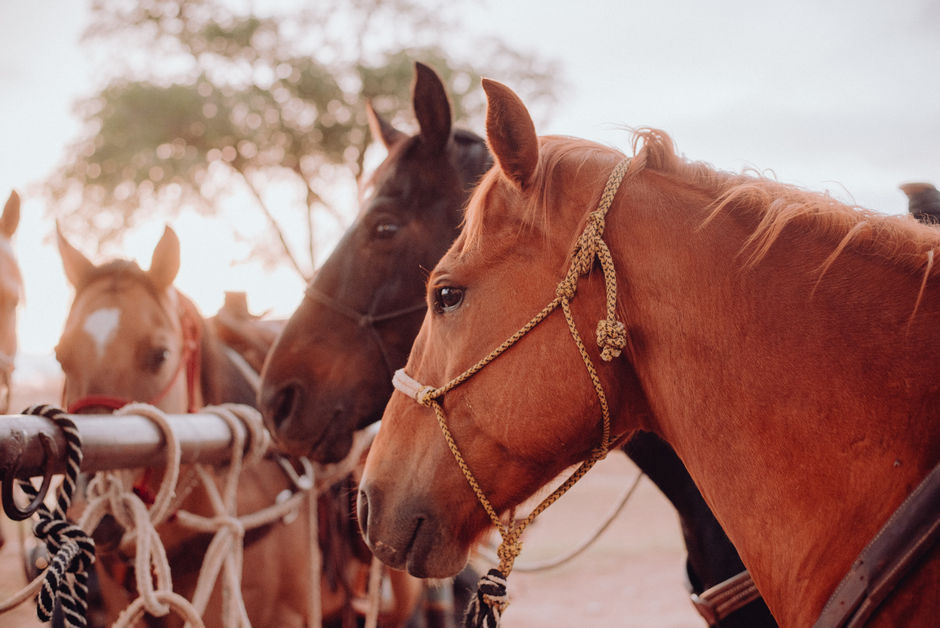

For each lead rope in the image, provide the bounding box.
[14,405,94,628]
[392,158,632,627]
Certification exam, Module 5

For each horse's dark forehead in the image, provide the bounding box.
[368,129,488,204]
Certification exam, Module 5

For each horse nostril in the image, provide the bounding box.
[269,383,300,430]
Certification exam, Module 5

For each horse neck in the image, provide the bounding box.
[605,177,940,625]
[622,432,746,590]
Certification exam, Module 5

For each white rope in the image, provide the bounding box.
[0,570,45,613]
[306,484,322,627]
[78,403,183,620]
[0,403,389,627]
[75,403,289,627]
[363,555,384,628]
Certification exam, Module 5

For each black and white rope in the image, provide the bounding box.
[16,404,95,627]
[464,568,508,628]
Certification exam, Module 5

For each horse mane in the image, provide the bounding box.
[460,129,940,291]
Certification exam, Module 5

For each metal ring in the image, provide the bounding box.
[1,433,57,520]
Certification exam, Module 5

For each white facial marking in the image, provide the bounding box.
[82,308,121,359]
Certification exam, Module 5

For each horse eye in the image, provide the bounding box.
[144,347,170,373]
[373,222,400,239]
[433,287,465,313]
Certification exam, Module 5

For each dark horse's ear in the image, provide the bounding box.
[56,222,95,288]
[148,226,181,291]
[1,191,20,239]
[412,61,452,154]
[366,101,406,150]
[483,79,539,190]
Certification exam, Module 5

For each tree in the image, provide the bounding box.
[45,0,560,279]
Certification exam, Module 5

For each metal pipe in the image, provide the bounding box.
[0,412,249,480]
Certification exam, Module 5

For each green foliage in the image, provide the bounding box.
[47,0,559,276]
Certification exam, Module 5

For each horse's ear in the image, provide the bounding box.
[366,101,406,150]
[56,222,95,288]
[412,61,452,154]
[483,79,539,189]
[148,226,180,290]
[1,191,20,239]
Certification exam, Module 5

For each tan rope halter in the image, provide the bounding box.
[392,157,632,625]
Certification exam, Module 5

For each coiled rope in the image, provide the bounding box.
[392,158,633,627]
[0,404,95,628]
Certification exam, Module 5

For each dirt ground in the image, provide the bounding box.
[0,370,704,627]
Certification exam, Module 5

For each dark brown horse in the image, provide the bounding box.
[358,79,939,627]
[260,63,775,626]
[55,226,424,627]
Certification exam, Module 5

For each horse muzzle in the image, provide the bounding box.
[357,479,470,579]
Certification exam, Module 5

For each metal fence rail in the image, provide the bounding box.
[1,411,252,481]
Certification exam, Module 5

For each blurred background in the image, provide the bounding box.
[1,0,938,375]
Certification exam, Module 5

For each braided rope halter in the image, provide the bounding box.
[392,158,632,627]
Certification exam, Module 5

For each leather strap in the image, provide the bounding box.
[690,570,762,626]
[813,462,940,627]
[304,283,425,381]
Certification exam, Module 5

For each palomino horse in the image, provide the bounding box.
[55,226,423,627]
[0,190,22,414]
[261,63,774,625]
[358,79,940,627]
[0,189,22,552]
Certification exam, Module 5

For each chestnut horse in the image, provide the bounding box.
[55,226,422,627]
[261,63,774,625]
[358,80,940,627]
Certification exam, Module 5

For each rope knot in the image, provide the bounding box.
[392,369,439,407]
[555,278,577,300]
[416,386,437,408]
[596,318,627,361]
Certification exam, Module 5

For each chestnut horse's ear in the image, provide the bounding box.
[148,226,180,290]
[412,61,452,154]
[1,191,20,239]
[482,79,539,189]
[56,222,95,288]
[366,100,406,150]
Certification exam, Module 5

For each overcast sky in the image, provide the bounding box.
[1,0,938,356]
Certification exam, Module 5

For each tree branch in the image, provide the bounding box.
[229,164,311,282]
